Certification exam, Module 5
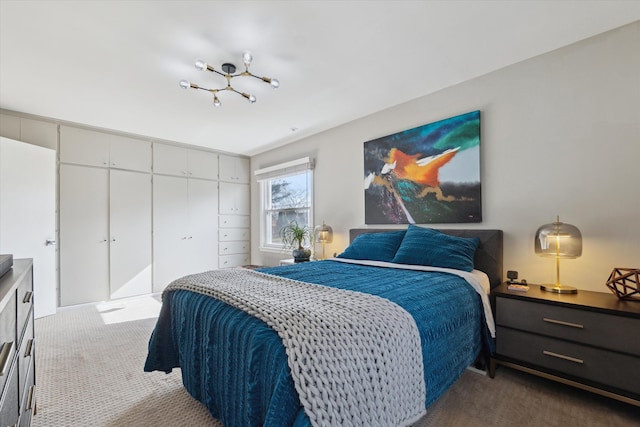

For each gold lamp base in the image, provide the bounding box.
[540,284,578,294]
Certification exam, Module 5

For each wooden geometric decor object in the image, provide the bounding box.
[605,268,640,301]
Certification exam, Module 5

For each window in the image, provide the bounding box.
[255,157,314,251]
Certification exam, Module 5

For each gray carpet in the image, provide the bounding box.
[31,295,640,426]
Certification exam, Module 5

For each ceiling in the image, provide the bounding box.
[1,1,639,156]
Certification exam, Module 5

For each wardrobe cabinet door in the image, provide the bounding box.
[187,149,218,180]
[219,155,249,183]
[187,179,218,274]
[59,164,109,306]
[153,143,188,177]
[110,170,152,299]
[152,175,189,292]
[110,137,151,172]
[59,126,110,167]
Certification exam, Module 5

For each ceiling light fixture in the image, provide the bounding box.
[179,51,279,107]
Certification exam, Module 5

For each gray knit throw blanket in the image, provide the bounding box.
[166,268,426,427]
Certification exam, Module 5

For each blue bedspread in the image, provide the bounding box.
[144,261,489,427]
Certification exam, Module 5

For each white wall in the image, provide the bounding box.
[251,22,640,293]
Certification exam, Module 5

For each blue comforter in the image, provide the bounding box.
[144,260,489,427]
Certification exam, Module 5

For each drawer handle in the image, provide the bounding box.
[0,341,14,376]
[543,318,583,329]
[23,291,33,304]
[543,350,584,364]
[25,338,34,358]
[27,384,36,410]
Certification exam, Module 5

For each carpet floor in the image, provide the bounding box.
[31,295,639,426]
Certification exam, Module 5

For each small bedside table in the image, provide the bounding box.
[491,283,640,407]
[279,259,317,266]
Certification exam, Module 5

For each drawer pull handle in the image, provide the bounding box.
[25,338,34,358]
[543,318,583,329]
[23,291,33,304]
[27,384,36,410]
[0,341,14,376]
[543,350,584,364]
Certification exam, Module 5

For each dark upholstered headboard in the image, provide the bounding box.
[349,228,503,288]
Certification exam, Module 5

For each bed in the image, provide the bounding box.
[144,226,503,427]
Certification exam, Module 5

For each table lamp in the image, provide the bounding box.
[534,216,582,294]
[314,222,333,260]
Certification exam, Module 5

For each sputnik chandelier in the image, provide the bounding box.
[179,51,279,107]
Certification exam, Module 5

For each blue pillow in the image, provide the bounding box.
[337,230,406,262]
[391,225,480,272]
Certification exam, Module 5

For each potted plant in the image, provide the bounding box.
[280,220,313,262]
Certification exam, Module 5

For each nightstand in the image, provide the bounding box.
[490,283,640,406]
[279,259,316,266]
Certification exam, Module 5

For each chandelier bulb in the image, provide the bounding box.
[179,80,190,89]
[195,59,207,71]
[213,95,221,107]
[242,51,253,66]
[270,78,280,88]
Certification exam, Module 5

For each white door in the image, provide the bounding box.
[110,170,152,299]
[0,137,56,318]
[187,178,218,274]
[152,174,189,292]
[59,164,109,306]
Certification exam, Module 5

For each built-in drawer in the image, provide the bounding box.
[219,215,250,229]
[497,326,640,396]
[219,241,250,256]
[219,254,250,269]
[0,292,17,393]
[16,272,33,340]
[0,357,19,427]
[496,297,640,356]
[219,228,250,242]
[18,314,33,398]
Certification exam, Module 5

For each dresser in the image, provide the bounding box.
[0,259,35,426]
[490,283,640,406]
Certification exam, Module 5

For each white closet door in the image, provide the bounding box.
[59,164,109,306]
[59,126,110,167]
[110,170,152,299]
[110,137,151,172]
[152,174,189,292]
[153,144,188,177]
[187,179,218,274]
[235,183,250,215]
[0,137,56,318]
[187,149,218,180]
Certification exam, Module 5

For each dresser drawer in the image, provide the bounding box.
[0,293,17,393]
[219,228,249,242]
[219,215,250,229]
[496,297,640,356]
[19,356,35,427]
[219,241,250,255]
[497,326,640,396]
[16,272,33,339]
[18,315,34,398]
[0,358,19,427]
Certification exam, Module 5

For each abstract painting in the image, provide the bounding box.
[364,110,481,224]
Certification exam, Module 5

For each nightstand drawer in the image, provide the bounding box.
[497,327,640,396]
[496,297,640,356]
